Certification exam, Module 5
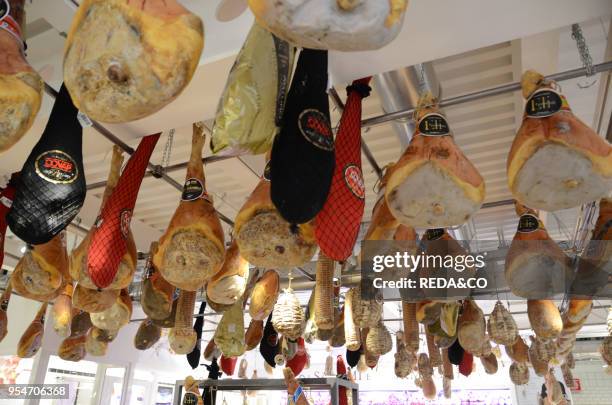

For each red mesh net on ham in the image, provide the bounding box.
[0,177,17,270]
[315,78,371,261]
[87,135,160,289]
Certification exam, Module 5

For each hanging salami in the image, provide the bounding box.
[316,78,371,260]
[87,134,160,289]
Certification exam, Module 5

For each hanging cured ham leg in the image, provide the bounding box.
[386,92,485,227]
[16,231,67,297]
[508,70,612,211]
[72,146,136,291]
[316,78,371,260]
[154,123,224,291]
[7,85,86,245]
[234,159,317,269]
[505,202,572,298]
[88,135,159,289]
[63,0,204,123]
[248,0,408,51]
[0,0,43,152]
[0,281,12,342]
[17,302,47,358]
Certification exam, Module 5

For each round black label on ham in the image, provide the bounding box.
[183,393,198,405]
[0,0,9,20]
[270,49,335,224]
[517,214,540,233]
[7,84,86,245]
[181,178,204,201]
[425,228,445,240]
[418,113,450,136]
[525,89,563,118]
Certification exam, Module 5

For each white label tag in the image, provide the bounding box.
[0,196,12,208]
[228,324,236,333]
[77,111,93,128]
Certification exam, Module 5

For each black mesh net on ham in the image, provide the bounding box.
[186,301,206,369]
[270,49,335,224]
[7,84,85,245]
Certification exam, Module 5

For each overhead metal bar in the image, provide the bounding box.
[43,83,235,227]
[329,87,384,180]
[361,61,612,128]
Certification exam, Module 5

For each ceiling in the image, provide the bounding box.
[0,1,611,346]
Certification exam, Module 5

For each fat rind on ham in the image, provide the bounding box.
[0,0,43,152]
[508,70,612,211]
[386,93,485,228]
[154,124,225,291]
[63,0,204,123]
[248,0,408,51]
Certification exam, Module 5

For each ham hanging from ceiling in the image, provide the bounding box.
[316,78,371,261]
[508,70,612,211]
[505,202,572,299]
[154,123,225,291]
[248,0,408,51]
[17,302,47,358]
[141,242,175,321]
[87,135,159,289]
[0,281,12,342]
[0,174,17,271]
[211,22,295,156]
[70,146,136,291]
[270,49,335,224]
[0,0,43,152]
[7,84,86,245]
[63,0,204,123]
[234,159,317,269]
[385,92,485,228]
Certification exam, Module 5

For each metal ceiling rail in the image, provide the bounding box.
[42,83,235,227]
[361,61,612,128]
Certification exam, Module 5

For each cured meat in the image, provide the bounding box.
[458,351,474,377]
[480,352,498,374]
[457,300,486,355]
[154,124,224,291]
[248,270,280,321]
[572,197,612,297]
[350,286,382,328]
[58,334,87,362]
[214,300,246,357]
[248,0,407,51]
[70,146,136,290]
[63,0,204,123]
[152,298,177,329]
[72,284,119,313]
[417,353,436,399]
[141,242,175,320]
[0,175,17,270]
[286,338,308,375]
[10,257,62,303]
[220,355,238,376]
[487,301,518,346]
[187,301,206,369]
[272,288,305,340]
[0,0,43,152]
[527,300,562,341]
[88,135,159,289]
[402,301,419,353]
[426,330,442,367]
[283,367,310,405]
[183,376,204,405]
[0,281,11,342]
[70,310,93,338]
[7,84,85,245]
[134,319,162,351]
[203,339,220,362]
[363,169,400,242]
[14,231,67,296]
[17,302,47,358]
[259,313,280,368]
[303,290,318,344]
[328,307,345,347]
[509,362,529,385]
[505,202,572,298]
[316,78,371,260]
[556,299,592,360]
[366,321,392,356]
[386,93,485,227]
[234,161,317,268]
[206,241,248,306]
[245,319,264,351]
[52,284,74,338]
[270,49,335,224]
[505,336,529,364]
[314,253,334,330]
[169,290,197,355]
[344,289,360,351]
[394,331,411,378]
[508,70,612,211]
[90,289,132,332]
[85,327,109,357]
[212,22,294,156]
